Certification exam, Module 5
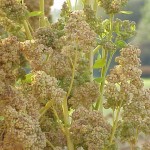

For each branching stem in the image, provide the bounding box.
[62,48,78,150]
[23,20,33,40]
[39,0,45,27]
[95,14,114,112]
[109,100,123,144]
[67,0,72,10]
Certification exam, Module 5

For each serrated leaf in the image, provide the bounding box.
[115,40,127,48]
[93,58,105,69]
[120,11,133,15]
[28,11,43,17]
[0,116,4,121]
[94,77,104,83]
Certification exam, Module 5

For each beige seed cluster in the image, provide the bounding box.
[0,87,46,150]
[2,106,46,150]
[0,37,20,89]
[34,27,55,47]
[0,36,46,149]
[98,0,128,14]
[21,40,53,72]
[71,106,111,149]
[105,45,150,143]
[0,0,28,23]
[49,52,72,79]
[64,10,97,53]
[104,45,143,109]
[69,81,100,109]
[31,71,66,104]
[0,10,22,36]
[142,141,150,150]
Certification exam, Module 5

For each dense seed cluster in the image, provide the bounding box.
[83,5,103,35]
[0,36,20,88]
[64,10,97,53]
[69,81,100,109]
[0,10,21,34]
[0,36,46,149]
[114,19,136,40]
[142,141,150,150]
[35,27,55,47]
[21,40,53,72]
[31,71,66,104]
[0,0,28,23]
[71,106,111,149]
[41,119,66,149]
[2,106,46,150]
[0,86,46,150]
[104,45,150,143]
[98,0,128,14]
[104,45,142,109]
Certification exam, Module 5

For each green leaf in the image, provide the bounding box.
[0,116,4,121]
[94,77,104,83]
[22,73,33,84]
[93,58,105,69]
[115,40,127,48]
[28,11,43,17]
[120,11,133,15]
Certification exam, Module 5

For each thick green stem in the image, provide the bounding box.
[129,128,139,150]
[93,45,101,54]
[67,0,72,10]
[95,14,114,111]
[109,100,123,144]
[95,48,107,112]
[93,0,98,16]
[23,20,33,40]
[89,49,93,81]
[62,49,78,150]
[46,139,55,150]
[39,0,45,27]
[130,141,136,150]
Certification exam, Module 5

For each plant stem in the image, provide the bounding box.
[67,0,72,10]
[52,106,65,133]
[39,0,45,27]
[105,51,115,74]
[39,101,52,118]
[93,0,98,16]
[95,48,107,112]
[23,20,33,40]
[109,100,123,144]
[89,49,93,81]
[27,20,34,34]
[130,141,135,150]
[46,139,55,150]
[62,49,78,150]
[129,128,139,150]
[95,14,114,111]
[93,45,101,54]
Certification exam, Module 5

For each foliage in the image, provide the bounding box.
[0,0,149,150]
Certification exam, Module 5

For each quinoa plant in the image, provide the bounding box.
[0,0,150,150]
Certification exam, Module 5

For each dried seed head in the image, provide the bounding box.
[98,0,128,14]
[64,10,97,53]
